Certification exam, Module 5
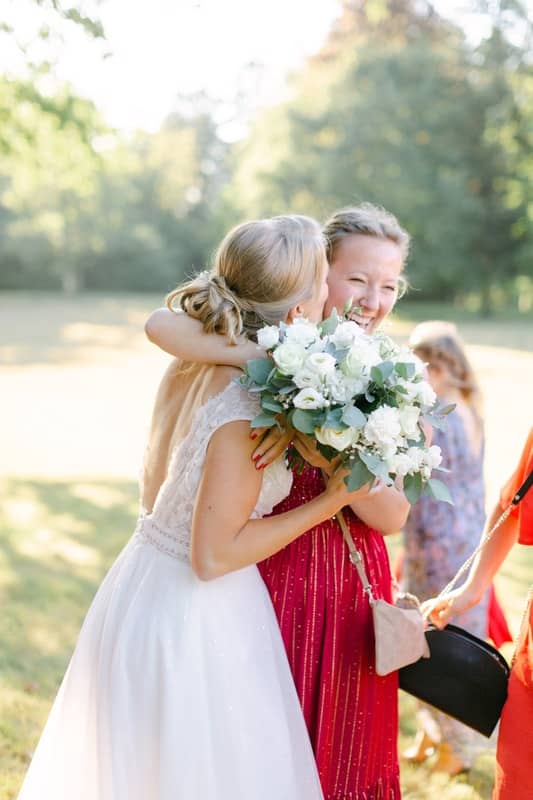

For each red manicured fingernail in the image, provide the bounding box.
[250,432,258,440]
[252,453,260,462]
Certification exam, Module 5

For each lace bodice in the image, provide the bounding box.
[137,380,293,563]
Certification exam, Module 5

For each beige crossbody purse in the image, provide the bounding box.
[336,509,430,676]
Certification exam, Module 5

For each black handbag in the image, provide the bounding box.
[399,466,533,737]
[399,623,510,736]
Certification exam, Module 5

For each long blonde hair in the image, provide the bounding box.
[409,321,482,419]
[142,214,326,512]
[167,214,326,343]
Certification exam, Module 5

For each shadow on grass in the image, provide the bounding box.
[0,292,161,367]
[0,477,139,797]
[0,478,139,687]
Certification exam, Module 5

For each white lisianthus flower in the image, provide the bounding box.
[293,368,322,390]
[342,338,381,378]
[397,378,436,408]
[330,320,361,350]
[415,380,437,408]
[377,333,401,361]
[292,388,326,410]
[305,351,337,377]
[399,405,421,439]
[425,445,443,469]
[315,425,358,452]
[364,406,402,455]
[387,451,418,477]
[397,347,425,375]
[284,318,319,347]
[257,325,280,349]
[272,341,306,375]
[405,446,426,471]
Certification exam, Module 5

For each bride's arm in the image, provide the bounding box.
[191,420,374,579]
[145,307,261,365]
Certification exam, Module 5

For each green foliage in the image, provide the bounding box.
[225,0,533,311]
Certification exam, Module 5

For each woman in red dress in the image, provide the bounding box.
[145,204,411,799]
[428,426,533,800]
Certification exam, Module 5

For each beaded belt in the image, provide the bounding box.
[135,515,191,564]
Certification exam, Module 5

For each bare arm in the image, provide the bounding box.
[292,433,410,535]
[191,420,375,580]
[424,500,519,627]
[145,307,261,364]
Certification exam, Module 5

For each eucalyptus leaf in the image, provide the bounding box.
[404,472,423,504]
[291,409,319,434]
[437,403,456,416]
[394,362,409,379]
[261,395,284,413]
[341,404,366,428]
[358,450,391,482]
[425,478,454,504]
[370,366,384,387]
[318,309,339,335]
[424,413,447,432]
[250,412,278,428]
[246,358,274,386]
[324,407,347,429]
[346,459,374,491]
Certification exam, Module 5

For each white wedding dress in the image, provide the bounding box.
[18,380,323,800]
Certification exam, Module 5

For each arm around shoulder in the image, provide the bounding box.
[145,307,260,365]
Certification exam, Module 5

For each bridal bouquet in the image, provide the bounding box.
[240,312,453,504]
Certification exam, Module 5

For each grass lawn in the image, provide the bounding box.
[1,292,532,799]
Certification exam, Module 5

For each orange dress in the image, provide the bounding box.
[494,427,533,800]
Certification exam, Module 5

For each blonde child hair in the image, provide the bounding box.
[408,320,482,420]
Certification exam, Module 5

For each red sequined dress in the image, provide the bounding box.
[258,464,401,800]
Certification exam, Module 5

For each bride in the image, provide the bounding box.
[17,215,372,800]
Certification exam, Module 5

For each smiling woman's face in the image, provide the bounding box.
[324,233,404,333]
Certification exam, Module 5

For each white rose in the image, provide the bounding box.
[342,338,381,378]
[257,325,280,349]
[293,368,322,390]
[284,318,319,347]
[305,351,337,377]
[315,425,358,452]
[293,388,326,410]
[272,341,306,375]
[364,406,402,455]
[399,405,421,439]
[330,320,361,350]
[328,374,367,403]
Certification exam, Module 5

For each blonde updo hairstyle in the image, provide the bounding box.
[167,215,327,343]
[409,321,482,418]
[323,202,410,296]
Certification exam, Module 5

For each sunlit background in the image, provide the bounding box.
[1,2,532,798]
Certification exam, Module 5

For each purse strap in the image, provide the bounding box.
[335,508,376,604]
[436,466,533,601]
[331,466,533,616]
